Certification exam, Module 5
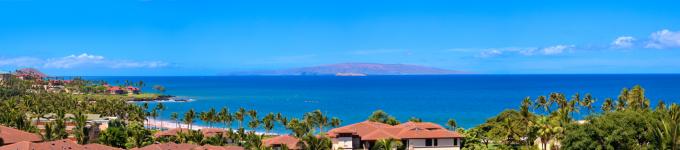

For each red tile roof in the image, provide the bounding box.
[0,139,81,150]
[262,135,301,149]
[327,121,463,140]
[127,86,140,91]
[108,86,124,91]
[0,125,43,145]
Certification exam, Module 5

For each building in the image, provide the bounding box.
[263,135,302,150]
[0,125,43,145]
[327,121,464,150]
[13,68,46,81]
[127,86,141,94]
[107,86,127,95]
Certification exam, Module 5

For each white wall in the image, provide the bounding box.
[406,138,460,150]
[332,137,354,150]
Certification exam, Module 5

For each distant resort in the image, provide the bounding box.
[0,68,679,150]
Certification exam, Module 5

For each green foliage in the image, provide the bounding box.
[124,122,153,148]
[300,134,332,150]
[372,138,403,150]
[368,110,400,125]
[98,120,128,148]
[561,110,656,149]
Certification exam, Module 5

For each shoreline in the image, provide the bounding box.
[144,118,275,135]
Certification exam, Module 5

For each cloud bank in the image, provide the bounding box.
[476,29,680,58]
[0,53,169,69]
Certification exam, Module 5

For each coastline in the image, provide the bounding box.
[144,118,274,135]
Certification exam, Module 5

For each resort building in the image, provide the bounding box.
[262,135,302,150]
[107,86,127,95]
[327,121,464,150]
[126,86,141,94]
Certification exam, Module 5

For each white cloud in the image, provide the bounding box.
[0,53,169,69]
[477,50,503,58]
[476,45,573,58]
[44,53,105,69]
[541,45,573,55]
[645,29,680,49]
[611,36,636,48]
[0,57,43,67]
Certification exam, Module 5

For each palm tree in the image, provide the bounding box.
[446,118,457,130]
[184,109,196,130]
[602,98,614,112]
[653,103,680,150]
[170,112,179,129]
[581,93,595,114]
[199,111,209,128]
[535,95,549,114]
[373,138,403,150]
[535,116,561,150]
[150,109,159,129]
[142,102,149,127]
[155,103,165,129]
[248,116,260,132]
[300,134,332,150]
[207,107,217,128]
[263,113,275,135]
[219,107,233,130]
[73,111,89,144]
[236,107,246,129]
[330,117,341,128]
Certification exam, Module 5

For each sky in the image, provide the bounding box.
[1,0,680,76]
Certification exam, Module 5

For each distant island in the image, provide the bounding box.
[224,63,465,76]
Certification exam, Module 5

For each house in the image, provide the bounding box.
[327,121,464,150]
[127,86,141,94]
[0,125,43,145]
[263,135,302,150]
[13,68,46,81]
[108,86,127,95]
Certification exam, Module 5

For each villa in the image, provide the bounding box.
[327,121,464,150]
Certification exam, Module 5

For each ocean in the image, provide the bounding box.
[83,75,680,133]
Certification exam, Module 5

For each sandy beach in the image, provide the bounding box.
[144,118,273,135]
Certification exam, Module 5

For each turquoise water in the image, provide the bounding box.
[83,75,680,133]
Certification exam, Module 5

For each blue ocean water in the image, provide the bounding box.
[83,75,680,133]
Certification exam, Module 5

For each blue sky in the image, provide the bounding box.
[1,0,680,75]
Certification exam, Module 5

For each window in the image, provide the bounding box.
[425,139,437,147]
[453,138,458,146]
